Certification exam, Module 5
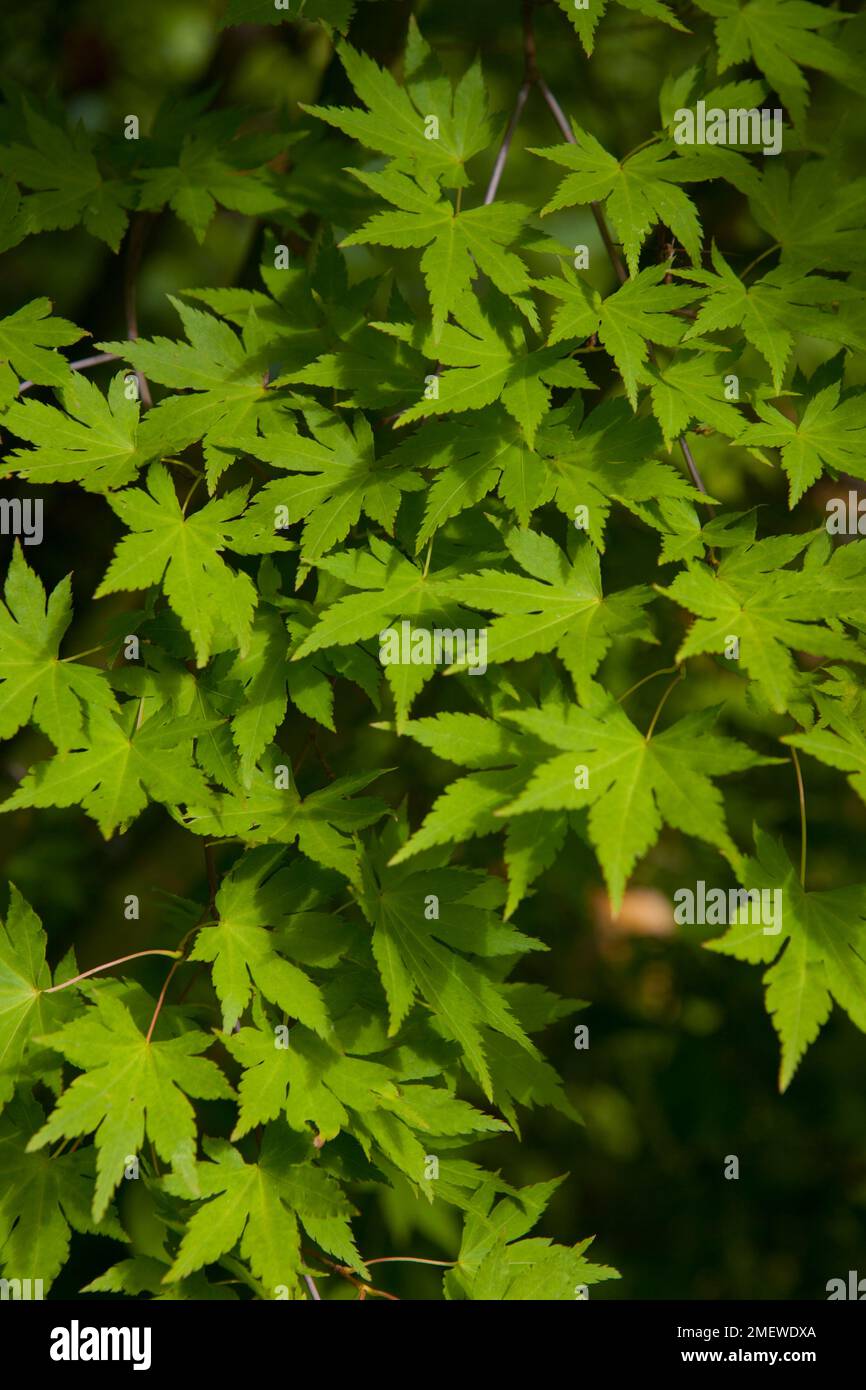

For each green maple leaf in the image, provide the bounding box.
[499,693,771,908]
[28,991,234,1220]
[221,0,360,31]
[225,1012,399,1144]
[135,122,292,243]
[749,161,866,275]
[0,543,116,750]
[554,0,684,55]
[785,692,866,809]
[0,176,30,257]
[678,245,862,390]
[0,1091,125,1289]
[535,264,696,408]
[95,462,260,667]
[165,1128,362,1295]
[100,297,290,470]
[693,0,859,128]
[707,830,866,1090]
[357,837,538,1098]
[659,532,866,713]
[84,1253,237,1301]
[0,887,76,1110]
[226,607,294,785]
[739,375,866,506]
[533,398,708,549]
[292,534,478,658]
[384,708,570,915]
[384,410,521,548]
[444,528,656,699]
[342,166,530,339]
[0,101,131,249]
[239,402,425,563]
[182,738,386,883]
[304,28,493,189]
[386,289,593,446]
[0,298,83,409]
[446,1177,618,1299]
[189,848,331,1036]
[532,126,702,274]
[225,588,381,781]
[637,350,747,449]
[2,704,214,837]
[1,370,175,492]
[227,995,505,1153]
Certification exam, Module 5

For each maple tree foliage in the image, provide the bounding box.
[0,0,865,1303]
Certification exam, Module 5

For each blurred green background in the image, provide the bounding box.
[2,0,866,1300]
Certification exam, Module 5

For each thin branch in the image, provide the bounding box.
[484,80,531,204]
[536,77,627,285]
[741,242,780,280]
[304,1274,322,1301]
[145,955,185,1044]
[204,842,219,909]
[17,352,120,396]
[645,667,685,740]
[365,1256,458,1268]
[616,664,679,705]
[679,435,709,497]
[44,949,181,993]
[484,0,540,204]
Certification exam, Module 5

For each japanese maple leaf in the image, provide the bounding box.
[0,887,77,1111]
[444,528,656,700]
[535,265,696,408]
[0,543,116,749]
[636,349,748,449]
[499,695,772,908]
[28,991,234,1220]
[554,0,684,55]
[165,1128,363,1295]
[238,402,425,563]
[0,298,83,409]
[342,166,531,339]
[739,377,866,505]
[678,245,862,390]
[385,708,568,918]
[707,830,866,1090]
[536,398,708,550]
[99,297,290,471]
[182,738,386,883]
[135,120,291,243]
[221,0,358,30]
[659,532,866,713]
[692,0,859,128]
[357,834,537,1097]
[2,371,172,492]
[0,1091,125,1289]
[749,161,866,275]
[0,101,130,249]
[304,34,493,188]
[532,125,702,274]
[785,689,866,809]
[291,535,478,659]
[1,704,214,838]
[225,1013,398,1143]
[387,289,593,446]
[290,533,488,723]
[189,847,331,1036]
[95,462,259,667]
